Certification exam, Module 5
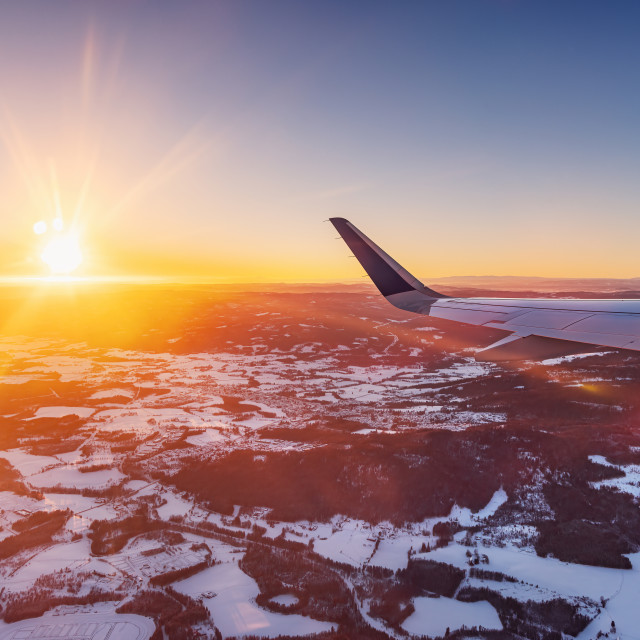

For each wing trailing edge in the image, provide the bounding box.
[475,334,599,362]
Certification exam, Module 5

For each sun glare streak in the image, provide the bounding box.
[49,162,64,222]
[0,107,52,214]
[82,25,96,107]
[71,158,97,226]
[106,120,216,224]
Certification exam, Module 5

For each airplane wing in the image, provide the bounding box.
[330,217,640,361]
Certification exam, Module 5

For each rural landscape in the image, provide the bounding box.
[1,282,640,639]
[2,1,640,639]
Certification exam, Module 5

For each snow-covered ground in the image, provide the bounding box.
[157,492,193,520]
[422,542,621,601]
[89,388,135,400]
[415,540,640,639]
[270,594,299,607]
[174,541,335,638]
[589,454,640,498]
[28,466,125,490]
[0,610,155,640]
[0,450,60,475]
[312,520,377,566]
[402,596,502,637]
[0,337,506,443]
[303,489,508,570]
[4,538,94,592]
[1,333,637,638]
[186,428,225,447]
[42,493,118,521]
[576,552,640,640]
[32,406,95,419]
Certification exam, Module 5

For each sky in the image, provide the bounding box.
[1,0,639,282]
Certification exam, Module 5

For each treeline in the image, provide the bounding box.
[0,509,70,560]
[149,558,212,586]
[0,458,37,497]
[397,559,465,598]
[42,481,128,498]
[2,587,115,623]
[258,417,372,444]
[225,546,395,640]
[117,587,217,640]
[535,482,640,568]
[468,568,517,583]
[457,587,590,639]
[0,382,88,448]
[169,419,640,526]
[167,429,514,524]
[78,463,113,473]
[367,597,415,631]
[360,559,464,632]
[240,543,385,637]
[13,509,68,533]
[89,513,165,555]
[28,438,84,456]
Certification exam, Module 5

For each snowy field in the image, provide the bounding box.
[0,610,155,640]
[28,466,126,490]
[0,337,503,440]
[589,454,640,498]
[420,541,640,640]
[174,540,336,638]
[402,597,502,637]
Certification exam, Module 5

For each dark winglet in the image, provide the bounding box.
[330,217,445,299]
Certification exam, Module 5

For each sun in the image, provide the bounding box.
[41,233,83,275]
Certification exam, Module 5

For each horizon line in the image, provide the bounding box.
[2,273,640,287]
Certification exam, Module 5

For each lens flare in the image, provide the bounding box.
[33,220,47,235]
[41,233,83,274]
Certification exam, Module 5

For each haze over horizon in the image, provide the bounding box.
[2,1,640,282]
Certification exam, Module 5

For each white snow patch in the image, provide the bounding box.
[174,561,335,638]
[422,542,624,602]
[313,520,376,566]
[474,487,508,520]
[186,429,225,447]
[402,597,502,636]
[157,493,193,520]
[0,611,155,640]
[542,351,607,365]
[29,466,125,489]
[576,551,640,640]
[5,539,92,590]
[89,388,134,400]
[33,405,95,419]
[270,594,299,607]
[0,450,59,475]
[589,455,640,498]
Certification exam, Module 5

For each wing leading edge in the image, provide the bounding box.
[330,217,640,361]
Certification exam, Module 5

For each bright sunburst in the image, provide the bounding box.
[41,232,83,275]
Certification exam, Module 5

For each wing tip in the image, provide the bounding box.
[329,217,446,301]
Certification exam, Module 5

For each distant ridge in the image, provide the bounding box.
[427,275,640,293]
